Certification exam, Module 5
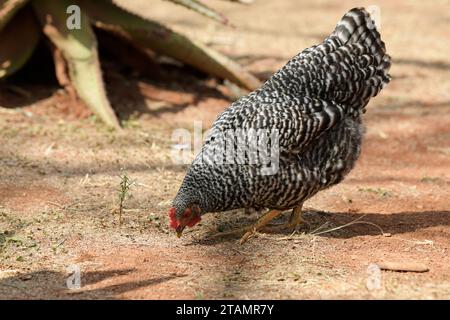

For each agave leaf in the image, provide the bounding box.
[32,0,120,129]
[219,0,254,4]
[165,0,229,25]
[0,6,39,79]
[81,0,261,91]
[0,0,29,31]
[235,0,254,3]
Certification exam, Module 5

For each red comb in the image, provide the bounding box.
[169,207,179,229]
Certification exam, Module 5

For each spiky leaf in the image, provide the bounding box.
[81,0,261,91]
[165,0,229,25]
[0,6,39,79]
[32,0,120,129]
[0,0,29,31]
[220,0,254,4]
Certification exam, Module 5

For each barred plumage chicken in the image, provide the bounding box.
[169,8,391,243]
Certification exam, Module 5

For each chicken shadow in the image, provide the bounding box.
[0,268,185,299]
[305,210,450,239]
[190,209,450,244]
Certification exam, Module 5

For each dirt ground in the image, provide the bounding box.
[1,0,449,299]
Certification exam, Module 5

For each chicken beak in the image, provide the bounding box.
[176,226,185,238]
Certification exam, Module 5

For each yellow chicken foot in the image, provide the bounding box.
[209,208,299,242]
[239,210,282,244]
[266,205,303,232]
[208,225,252,239]
[290,205,303,228]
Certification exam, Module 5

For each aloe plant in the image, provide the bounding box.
[0,0,260,129]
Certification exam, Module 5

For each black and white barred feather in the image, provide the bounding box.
[173,8,391,218]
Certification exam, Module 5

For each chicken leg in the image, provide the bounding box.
[210,206,303,244]
[209,209,282,243]
[268,204,303,231]
[239,209,282,244]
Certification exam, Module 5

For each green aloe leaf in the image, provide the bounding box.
[0,6,39,79]
[219,0,254,4]
[32,0,120,129]
[82,0,261,91]
[165,0,229,25]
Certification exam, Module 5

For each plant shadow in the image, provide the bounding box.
[0,268,186,299]
[189,209,450,245]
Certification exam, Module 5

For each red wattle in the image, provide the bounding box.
[169,207,179,229]
[186,215,201,227]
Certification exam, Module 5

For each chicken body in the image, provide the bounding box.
[170,8,391,237]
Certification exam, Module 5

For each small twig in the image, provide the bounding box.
[46,201,65,209]
[309,221,332,235]
[272,230,300,241]
[46,201,82,210]
[310,214,384,236]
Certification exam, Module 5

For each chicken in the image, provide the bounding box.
[169,8,391,243]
